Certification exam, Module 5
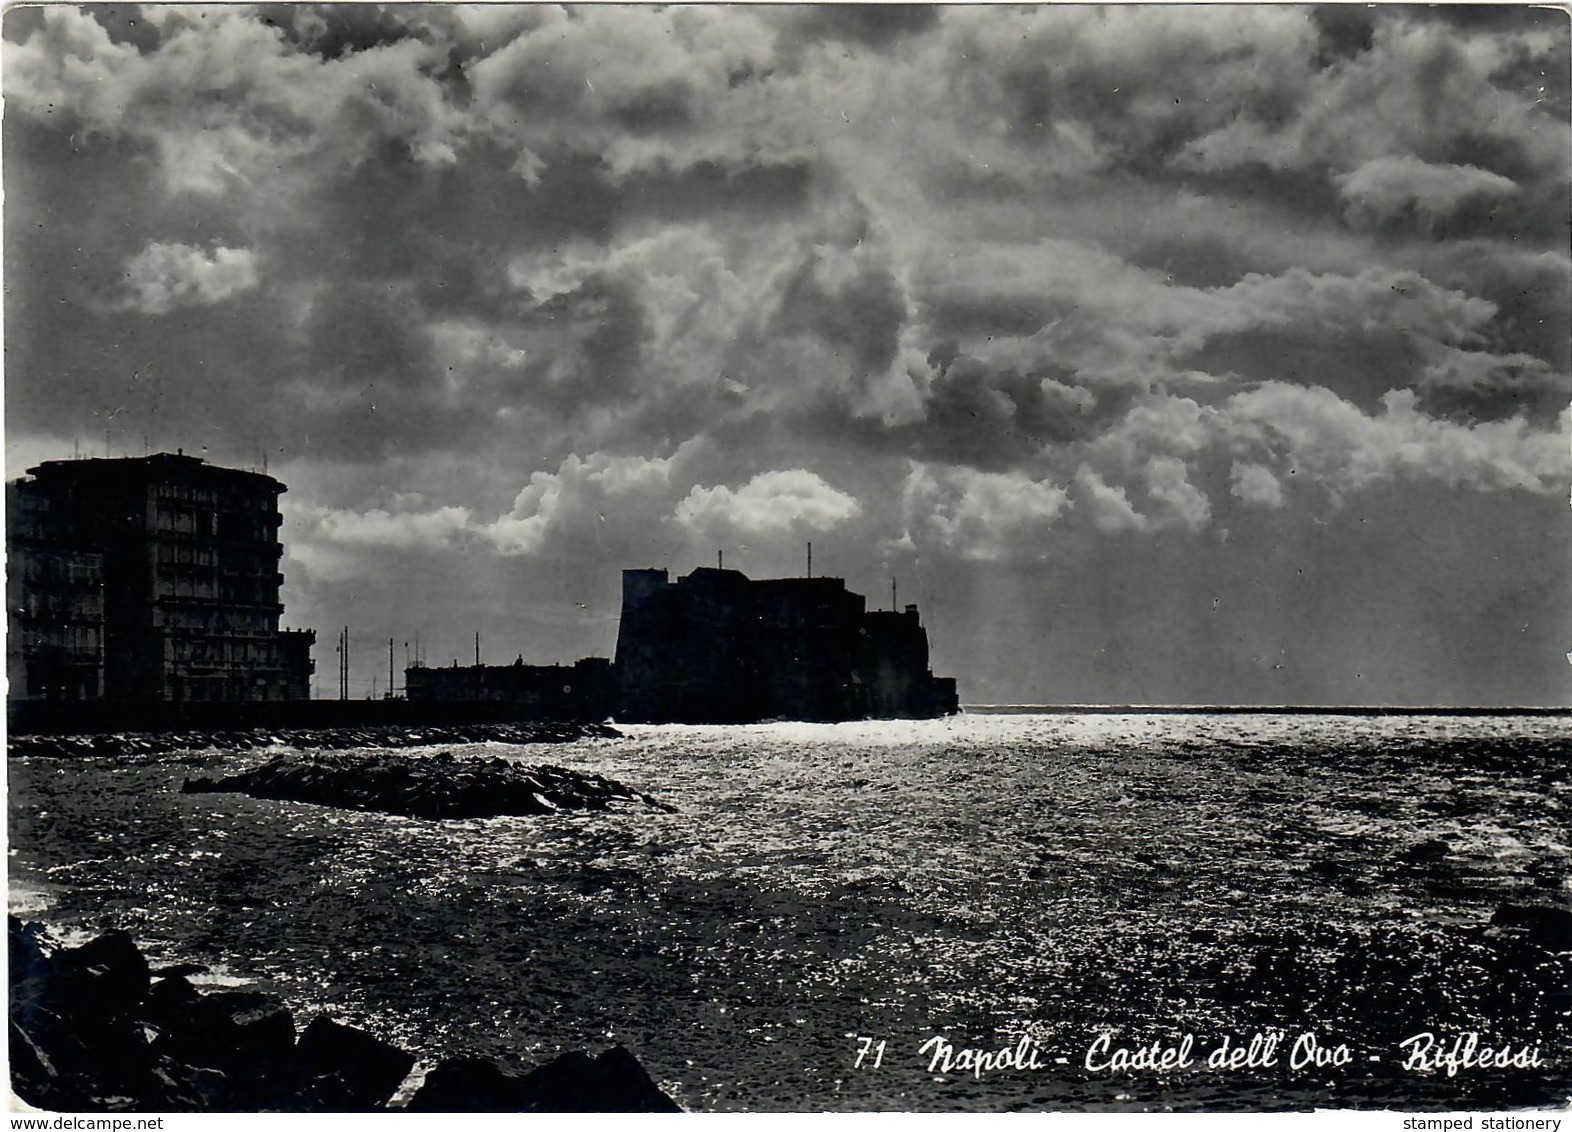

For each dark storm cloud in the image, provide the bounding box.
[906,351,1113,470]
[1412,349,1572,427]
[616,159,815,226]
[1121,233,1259,291]
[944,6,1312,169]
[921,292,1065,341]
[533,272,650,406]
[256,3,429,60]
[1310,4,1376,67]
[780,4,940,50]
[770,242,908,379]
[303,282,432,393]
[1419,243,1571,370]
[1410,4,1570,38]
[5,4,1568,705]
[1186,327,1428,415]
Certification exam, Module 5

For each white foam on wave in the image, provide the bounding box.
[7,882,55,917]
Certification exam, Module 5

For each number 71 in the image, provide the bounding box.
[854,1036,886,1069]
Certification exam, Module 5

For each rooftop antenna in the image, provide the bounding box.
[475,631,481,666]
[892,577,898,612]
[718,549,724,570]
[807,542,813,579]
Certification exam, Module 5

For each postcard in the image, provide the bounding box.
[5,3,1568,1120]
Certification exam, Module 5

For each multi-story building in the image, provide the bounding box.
[6,452,314,703]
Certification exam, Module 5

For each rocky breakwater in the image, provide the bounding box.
[181,751,676,819]
[10,720,621,759]
[9,918,683,1112]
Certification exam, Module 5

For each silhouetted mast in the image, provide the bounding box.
[892,578,898,612]
[388,638,394,699]
[718,549,724,570]
[807,542,812,579]
[475,632,481,666]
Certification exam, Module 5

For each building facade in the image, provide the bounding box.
[614,566,958,723]
[6,452,314,703]
[404,656,615,720]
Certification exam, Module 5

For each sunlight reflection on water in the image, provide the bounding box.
[9,713,1570,1111]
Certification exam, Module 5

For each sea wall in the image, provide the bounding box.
[8,719,620,758]
[8,697,611,738]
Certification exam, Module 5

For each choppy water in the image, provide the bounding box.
[8,713,1571,1111]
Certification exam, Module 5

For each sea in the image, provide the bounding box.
[7,711,1570,1112]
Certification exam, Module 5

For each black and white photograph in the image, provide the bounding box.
[4,1,1570,1117]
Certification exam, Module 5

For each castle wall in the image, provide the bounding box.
[611,567,957,723]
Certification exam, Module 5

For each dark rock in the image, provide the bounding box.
[143,972,202,1020]
[1491,903,1572,951]
[184,752,671,820]
[406,1056,528,1111]
[586,1045,682,1112]
[291,1017,416,1110]
[149,989,295,1076]
[142,1055,232,1111]
[10,1019,64,1107]
[54,930,151,1020]
[510,1052,606,1112]
[406,1046,680,1113]
[7,919,677,1113]
[11,1003,158,1110]
[515,1046,682,1112]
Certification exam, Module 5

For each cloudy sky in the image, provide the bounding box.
[5,4,1569,705]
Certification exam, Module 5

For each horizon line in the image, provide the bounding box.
[961,704,1572,716]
